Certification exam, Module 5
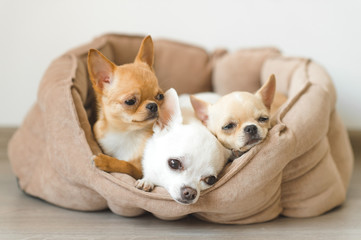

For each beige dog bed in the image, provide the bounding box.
[8,34,353,224]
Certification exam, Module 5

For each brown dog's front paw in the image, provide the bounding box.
[92,153,111,172]
[91,154,143,179]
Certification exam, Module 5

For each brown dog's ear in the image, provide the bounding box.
[256,74,276,110]
[134,35,154,69]
[87,49,116,92]
[190,96,210,125]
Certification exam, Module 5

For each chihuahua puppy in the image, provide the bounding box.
[88,36,164,179]
[135,89,231,205]
[190,75,287,157]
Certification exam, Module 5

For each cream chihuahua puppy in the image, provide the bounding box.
[135,88,231,205]
[190,75,287,157]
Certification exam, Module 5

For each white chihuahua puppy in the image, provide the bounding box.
[135,89,231,205]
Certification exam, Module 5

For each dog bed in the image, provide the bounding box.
[8,33,353,224]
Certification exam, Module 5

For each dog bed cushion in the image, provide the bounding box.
[8,33,353,224]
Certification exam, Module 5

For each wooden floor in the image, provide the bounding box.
[1,128,360,240]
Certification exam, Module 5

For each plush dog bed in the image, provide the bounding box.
[8,34,353,224]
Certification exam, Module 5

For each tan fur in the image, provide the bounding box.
[87,36,164,179]
[191,74,287,153]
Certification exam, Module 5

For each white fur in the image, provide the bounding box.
[179,92,221,107]
[99,130,147,161]
[135,89,230,205]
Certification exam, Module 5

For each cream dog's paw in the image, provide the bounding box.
[135,179,154,192]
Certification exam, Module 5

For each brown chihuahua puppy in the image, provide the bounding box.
[88,36,164,179]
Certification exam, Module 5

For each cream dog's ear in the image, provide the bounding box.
[87,49,116,92]
[154,88,183,133]
[134,35,154,70]
[256,74,276,110]
[190,96,210,125]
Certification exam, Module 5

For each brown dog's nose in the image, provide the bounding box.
[181,186,197,201]
[244,125,257,135]
[146,103,158,113]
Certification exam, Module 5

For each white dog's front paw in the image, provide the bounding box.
[135,179,154,192]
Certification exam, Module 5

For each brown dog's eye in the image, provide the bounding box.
[125,98,136,106]
[168,159,183,170]
[222,122,236,130]
[204,176,217,185]
[156,93,164,101]
[258,116,269,123]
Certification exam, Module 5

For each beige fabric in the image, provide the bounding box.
[8,33,353,224]
[213,47,281,94]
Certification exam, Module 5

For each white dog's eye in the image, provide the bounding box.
[168,159,183,170]
[204,176,217,185]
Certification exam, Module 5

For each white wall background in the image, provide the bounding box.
[1,0,361,129]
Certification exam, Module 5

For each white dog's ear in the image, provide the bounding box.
[256,74,276,110]
[154,88,183,133]
[190,96,210,125]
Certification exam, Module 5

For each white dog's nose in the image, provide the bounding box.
[181,186,197,202]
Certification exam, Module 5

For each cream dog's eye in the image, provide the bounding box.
[125,98,136,106]
[222,122,236,130]
[168,159,183,170]
[258,116,269,123]
[204,176,217,185]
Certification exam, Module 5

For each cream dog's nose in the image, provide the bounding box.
[244,125,257,135]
